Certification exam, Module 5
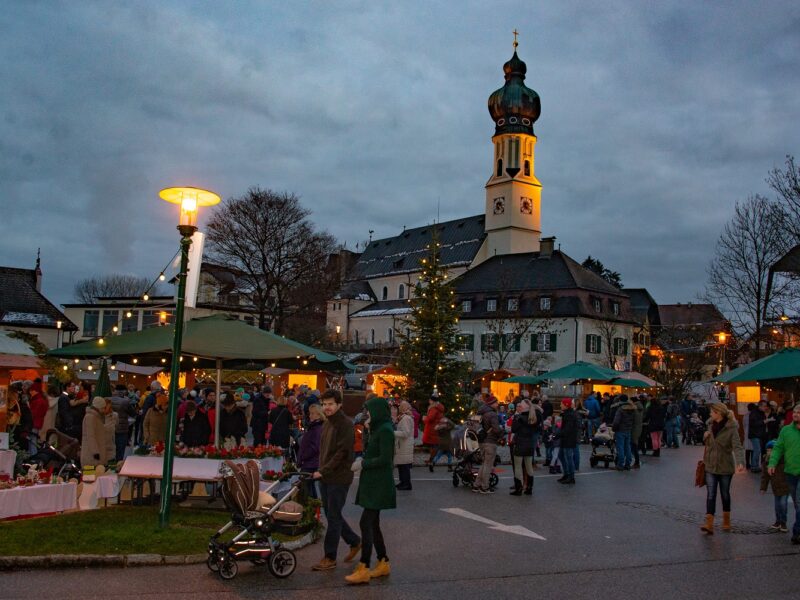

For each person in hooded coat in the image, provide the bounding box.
[80,397,109,467]
[345,396,396,585]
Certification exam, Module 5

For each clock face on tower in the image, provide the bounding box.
[520,197,533,214]
[493,197,505,215]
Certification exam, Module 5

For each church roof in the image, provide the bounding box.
[348,214,486,280]
[333,280,377,302]
[454,250,625,295]
[0,266,77,331]
[350,300,412,319]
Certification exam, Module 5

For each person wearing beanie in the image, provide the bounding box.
[700,402,745,535]
[181,400,211,448]
[80,397,109,467]
[474,396,502,494]
[143,392,169,445]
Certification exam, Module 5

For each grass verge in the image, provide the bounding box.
[0,506,229,557]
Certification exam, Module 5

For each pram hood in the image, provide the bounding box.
[220,460,260,515]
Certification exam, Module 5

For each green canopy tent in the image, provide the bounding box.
[537,361,620,382]
[503,375,548,385]
[48,315,352,444]
[606,377,654,389]
[714,348,800,383]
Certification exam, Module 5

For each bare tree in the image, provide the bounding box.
[640,322,718,399]
[74,274,156,303]
[518,349,555,374]
[768,155,800,240]
[705,195,796,357]
[595,320,622,369]
[205,188,337,334]
[481,305,536,370]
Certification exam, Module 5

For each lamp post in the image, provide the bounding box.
[157,186,220,528]
[717,331,727,374]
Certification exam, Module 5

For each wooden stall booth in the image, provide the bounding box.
[474,369,528,403]
[365,365,408,398]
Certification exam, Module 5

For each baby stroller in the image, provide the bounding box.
[207,460,310,581]
[686,416,706,445]
[25,429,81,480]
[451,425,499,489]
[589,424,616,468]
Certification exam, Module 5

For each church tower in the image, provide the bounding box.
[485,40,542,256]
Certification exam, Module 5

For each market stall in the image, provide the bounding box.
[366,365,407,397]
[0,481,77,520]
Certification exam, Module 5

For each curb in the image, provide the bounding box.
[0,531,319,570]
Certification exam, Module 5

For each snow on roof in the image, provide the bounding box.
[1,311,56,326]
[351,307,412,318]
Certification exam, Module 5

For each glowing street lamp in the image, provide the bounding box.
[156,186,220,528]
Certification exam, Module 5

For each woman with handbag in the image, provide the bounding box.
[700,402,746,534]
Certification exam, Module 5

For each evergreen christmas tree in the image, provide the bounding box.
[396,229,471,421]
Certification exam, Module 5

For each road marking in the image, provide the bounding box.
[413,470,617,481]
[441,508,547,540]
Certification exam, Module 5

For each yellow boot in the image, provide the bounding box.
[345,562,371,585]
[722,511,731,531]
[700,513,714,535]
[369,558,391,578]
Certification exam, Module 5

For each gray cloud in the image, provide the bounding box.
[1,0,798,308]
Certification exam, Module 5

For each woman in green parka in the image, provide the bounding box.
[345,395,396,585]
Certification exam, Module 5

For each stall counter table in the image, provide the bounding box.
[0,482,77,520]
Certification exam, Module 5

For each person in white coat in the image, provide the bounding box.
[394,400,415,490]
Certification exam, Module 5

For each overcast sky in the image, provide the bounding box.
[2,1,799,308]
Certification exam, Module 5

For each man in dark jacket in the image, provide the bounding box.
[181,401,211,447]
[612,395,635,470]
[218,395,247,445]
[311,389,361,572]
[56,382,76,434]
[475,397,502,494]
[250,385,271,446]
[558,399,579,484]
[110,385,136,461]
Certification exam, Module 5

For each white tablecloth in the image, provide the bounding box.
[78,474,122,510]
[0,450,16,475]
[0,482,77,520]
[119,456,284,481]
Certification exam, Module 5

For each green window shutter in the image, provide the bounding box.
[531,334,538,352]
[585,334,591,353]
[550,333,557,353]
[597,336,602,354]
[480,334,487,351]
[624,339,629,355]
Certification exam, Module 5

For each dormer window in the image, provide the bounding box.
[462,300,472,313]
[539,296,551,311]
[487,299,497,312]
[612,301,620,316]
[507,298,519,311]
[593,298,602,313]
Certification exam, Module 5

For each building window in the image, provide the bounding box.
[480,333,500,352]
[487,299,497,312]
[496,158,503,177]
[539,296,551,311]
[406,327,411,339]
[101,310,119,335]
[593,298,602,313]
[613,337,629,356]
[586,334,602,354]
[382,286,388,301]
[507,298,519,311]
[142,309,164,329]
[83,310,99,337]
[524,160,530,177]
[122,310,138,333]
[462,300,472,313]
[532,333,558,353]
[458,333,474,351]
[612,302,620,316]
[388,328,394,343]
[398,284,405,299]
[370,329,375,344]
[503,334,521,352]
[354,330,360,345]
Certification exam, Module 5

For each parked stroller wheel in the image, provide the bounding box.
[268,548,297,578]
[206,554,220,572]
[218,557,238,580]
[452,473,460,487]
[489,473,499,489]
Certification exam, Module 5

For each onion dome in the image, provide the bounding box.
[487,51,541,135]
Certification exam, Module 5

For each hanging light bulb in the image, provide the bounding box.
[62,364,68,371]
[98,338,104,345]
[126,311,132,318]
[161,358,167,364]
[132,358,138,364]
[73,358,79,364]
[87,364,93,371]
[159,272,166,281]
[143,294,149,301]
[112,325,119,332]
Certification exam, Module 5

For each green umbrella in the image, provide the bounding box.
[94,359,112,397]
[606,377,654,389]
[48,314,349,371]
[503,375,547,385]
[538,361,620,382]
[715,348,800,383]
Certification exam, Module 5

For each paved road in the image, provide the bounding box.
[2,445,798,599]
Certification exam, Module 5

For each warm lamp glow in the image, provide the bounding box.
[159,186,221,228]
[717,332,727,343]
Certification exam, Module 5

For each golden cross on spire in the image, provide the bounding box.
[513,29,519,50]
